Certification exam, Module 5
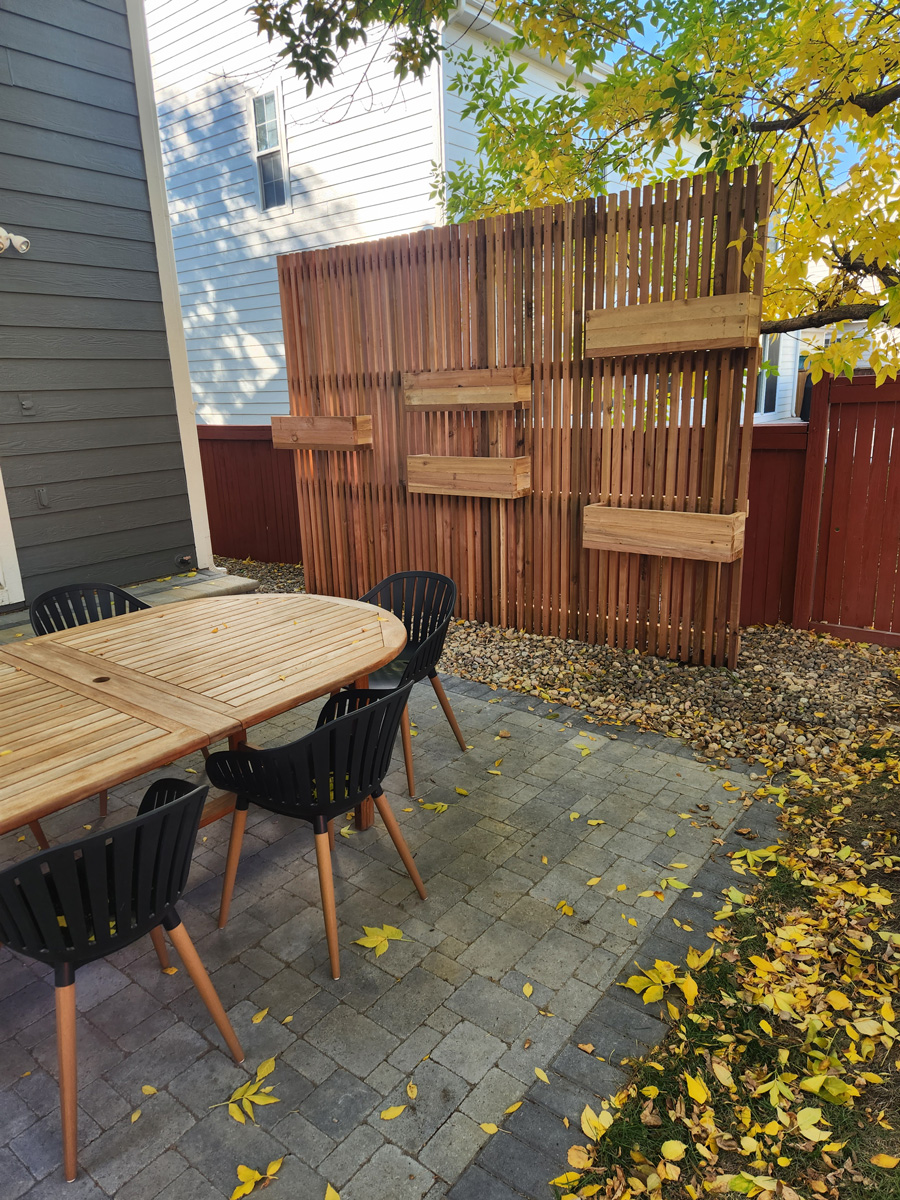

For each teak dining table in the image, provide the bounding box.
[0,593,407,840]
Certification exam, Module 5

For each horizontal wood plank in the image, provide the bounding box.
[583,505,746,562]
[271,414,373,450]
[403,367,531,410]
[585,293,762,357]
[407,455,531,499]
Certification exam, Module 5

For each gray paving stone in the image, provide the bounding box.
[0,1088,36,1141]
[387,1025,444,1074]
[514,927,588,988]
[114,1150,190,1200]
[269,1109,337,1166]
[78,1092,194,1195]
[457,921,536,979]
[319,1124,385,1189]
[431,1020,506,1084]
[420,1111,488,1182]
[156,1166,224,1200]
[298,1068,380,1139]
[307,1003,399,1077]
[0,1145,36,1200]
[476,1127,561,1200]
[282,1038,339,1083]
[421,949,472,987]
[445,975,533,1042]
[166,1048,249,1119]
[448,1164,524,1200]
[367,1059,468,1154]
[344,1142,434,1200]
[458,1066,525,1124]
[367,967,454,1038]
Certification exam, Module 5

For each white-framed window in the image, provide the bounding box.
[250,88,289,213]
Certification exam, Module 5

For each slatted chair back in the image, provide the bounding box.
[30,582,151,636]
[0,782,206,982]
[360,571,457,683]
[206,683,412,825]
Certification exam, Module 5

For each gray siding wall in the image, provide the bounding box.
[0,0,195,602]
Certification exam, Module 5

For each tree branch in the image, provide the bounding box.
[748,78,900,131]
[761,303,884,334]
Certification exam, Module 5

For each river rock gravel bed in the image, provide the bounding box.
[216,556,899,768]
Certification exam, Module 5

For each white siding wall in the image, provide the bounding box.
[145,0,441,423]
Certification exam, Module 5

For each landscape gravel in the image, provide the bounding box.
[217,555,900,768]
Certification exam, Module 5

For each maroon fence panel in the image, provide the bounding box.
[795,377,900,648]
[197,426,302,564]
[740,422,808,626]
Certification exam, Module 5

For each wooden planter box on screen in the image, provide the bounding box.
[271,414,373,451]
[403,367,531,410]
[407,455,531,499]
[585,293,762,358]
[583,506,746,562]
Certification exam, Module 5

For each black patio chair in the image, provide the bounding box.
[354,571,466,795]
[26,583,152,838]
[205,682,426,979]
[0,780,242,1182]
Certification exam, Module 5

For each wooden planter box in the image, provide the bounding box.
[403,367,531,411]
[585,293,762,358]
[407,455,531,499]
[271,415,373,451]
[583,505,745,562]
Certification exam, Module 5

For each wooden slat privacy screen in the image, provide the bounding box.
[277,166,772,666]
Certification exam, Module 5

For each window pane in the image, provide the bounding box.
[259,151,286,209]
[253,92,279,152]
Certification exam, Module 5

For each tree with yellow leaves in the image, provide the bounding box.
[442,0,900,381]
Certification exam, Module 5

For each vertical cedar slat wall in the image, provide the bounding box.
[277,166,772,667]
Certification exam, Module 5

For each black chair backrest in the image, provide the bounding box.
[30,582,151,636]
[0,782,206,979]
[360,572,457,682]
[206,684,412,825]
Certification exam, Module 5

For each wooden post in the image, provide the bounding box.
[792,378,831,629]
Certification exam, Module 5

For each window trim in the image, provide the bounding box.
[248,85,291,215]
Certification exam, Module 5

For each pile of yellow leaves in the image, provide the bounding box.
[552,738,900,1200]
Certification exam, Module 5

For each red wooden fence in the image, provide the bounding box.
[794,376,900,647]
[197,426,301,564]
[740,422,808,626]
[198,421,805,626]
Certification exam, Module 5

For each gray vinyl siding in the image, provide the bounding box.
[0,0,196,602]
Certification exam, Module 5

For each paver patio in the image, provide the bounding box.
[0,673,775,1199]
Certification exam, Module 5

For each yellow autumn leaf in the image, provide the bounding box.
[236,1165,262,1185]
[550,1174,582,1188]
[535,1068,549,1083]
[722,781,740,791]
[541,855,548,864]
[661,1140,687,1161]
[826,989,852,1010]
[256,1057,275,1080]
[325,1186,341,1200]
[504,1101,522,1114]
[481,1122,499,1134]
[523,982,534,997]
[229,1102,246,1123]
[251,1008,268,1024]
[487,769,502,775]
[685,1072,709,1104]
[871,1154,899,1168]
[380,1105,407,1120]
[141,1085,157,1096]
[586,877,601,885]
[666,829,676,837]
[627,917,638,927]
[266,1158,284,1177]
[130,1109,141,1123]
[455,787,469,796]
[568,1145,592,1169]
[282,1015,293,1024]
[587,819,605,825]
[569,812,580,821]
[407,1081,417,1100]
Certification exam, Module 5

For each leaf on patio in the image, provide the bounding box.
[487,769,502,775]
[541,855,548,864]
[162,966,178,975]
[406,1081,417,1100]
[586,877,601,886]
[577,1043,595,1054]
[340,826,353,837]
[380,1105,407,1120]
[587,819,605,826]
[251,1008,268,1024]
[534,1068,549,1083]
[325,1186,341,1200]
[481,1122,499,1134]
[130,1109,141,1123]
[282,1015,293,1024]
[556,900,574,916]
[497,730,511,738]
[455,787,469,795]
[666,829,676,837]
[423,802,448,813]
[616,883,627,891]
[569,812,580,821]
[523,982,534,997]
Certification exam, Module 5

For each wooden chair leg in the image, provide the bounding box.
[149,926,170,971]
[167,922,244,1063]
[327,819,335,851]
[98,790,108,818]
[373,792,427,900]
[314,829,341,980]
[28,820,50,850]
[429,673,466,750]
[400,704,416,796]
[218,805,248,929]
[55,982,78,1183]
[354,798,374,830]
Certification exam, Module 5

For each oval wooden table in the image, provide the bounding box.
[0,593,407,840]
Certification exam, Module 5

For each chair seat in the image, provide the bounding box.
[365,654,413,690]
